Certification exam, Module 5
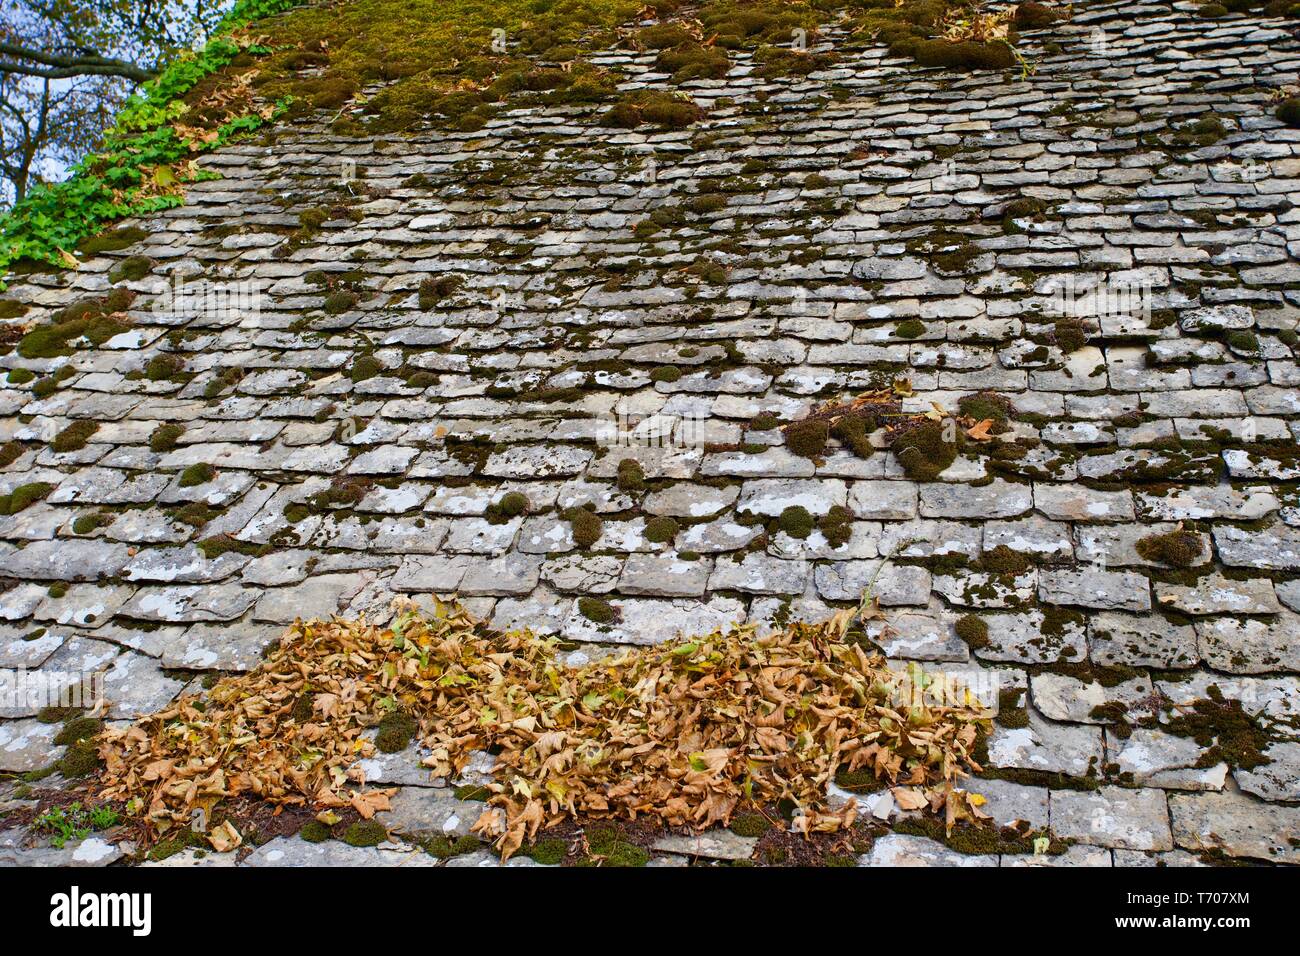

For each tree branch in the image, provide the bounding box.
[0,41,155,83]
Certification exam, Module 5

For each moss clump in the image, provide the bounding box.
[959,391,1014,426]
[585,826,648,867]
[830,412,877,459]
[1053,318,1088,353]
[616,458,646,492]
[72,511,115,535]
[0,440,24,468]
[348,354,382,382]
[179,463,216,487]
[605,90,702,129]
[374,711,418,753]
[142,353,186,382]
[833,768,887,793]
[485,491,529,524]
[146,828,205,861]
[909,39,1016,71]
[150,423,184,453]
[17,302,131,359]
[1013,2,1059,28]
[1226,329,1259,353]
[778,505,815,539]
[564,505,603,549]
[955,614,990,650]
[750,411,780,431]
[323,290,360,315]
[893,318,926,339]
[1135,530,1204,568]
[891,419,959,480]
[784,418,829,459]
[108,255,153,283]
[50,420,99,453]
[418,276,461,309]
[0,298,30,319]
[1278,98,1300,128]
[644,516,679,544]
[53,717,102,746]
[423,834,482,858]
[818,505,854,549]
[1162,694,1272,770]
[522,837,568,865]
[7,368,35,385]
[1198,2,1230,15]
[1,481,53,515]
[728,813,771,838]
[80,226,147,255]
[655,42,730,82]
[980,545,1032,575]
[578,596,616,625]
[649,365,682,383]
[57,740,103,778]
[299,820,332,843]
[996,689,1030,729]
[342,820,388,847]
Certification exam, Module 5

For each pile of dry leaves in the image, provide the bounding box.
[99,600,992,859]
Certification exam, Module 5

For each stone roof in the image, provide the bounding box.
[1,0,1300,865]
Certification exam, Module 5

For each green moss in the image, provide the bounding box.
[578,596,616,624]
[53,717,102,746]
[299,820,332,843]
[79,226,147,255]
[649,365,682,383]
[1,481,53,515]
[143,353,187,382]
[50,420,99,453]
[179,463,216,487]
[342,820,388,847]
[784,418,829,459]
[728,812,772,838]
[980,545,1031,575]
[834,768,887,793]
[1198,2,1229,16]
[644,516,679,544]
[955,614,989,650]
[486,491,529,524]
[0,441,23,468]
[1226,329,1259,353]
[1053,318,1087,353]
[324,290,360,315]
[57,740,103,778]
[958,391,1013,425]
[423,833,483,858]
[196,536,270,560]
[778,505,815,539]
[108,255,153,283]
[750,411,780,431]
[17,300,131,359]
[616,458,646,492]
[522,837,568,865]
[374,711,418,753]
[996,689,1029,729]
[891,419,958,480]
[147,828,206,861]
[564,505,603,549]
[604,90,703,129]
[1013,2,1059,28]
[0,299,30,319]
[1278,98,1300,128]
[817,505,854,549]
[584,826,648,866]
[893,318,926,339]
[6,368,35,385]
[418,275,462,309]
[72,511,115,535]
[150,423,185,452]
[1162,696,1272,770]
[1135,530,1204,569]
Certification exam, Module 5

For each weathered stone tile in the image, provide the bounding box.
[1049,786,1172,851]
[1169,791,1300,864]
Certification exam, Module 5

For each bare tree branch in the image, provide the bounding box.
[0,40,156,82]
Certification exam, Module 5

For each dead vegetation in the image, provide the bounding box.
[99,599,992,860]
